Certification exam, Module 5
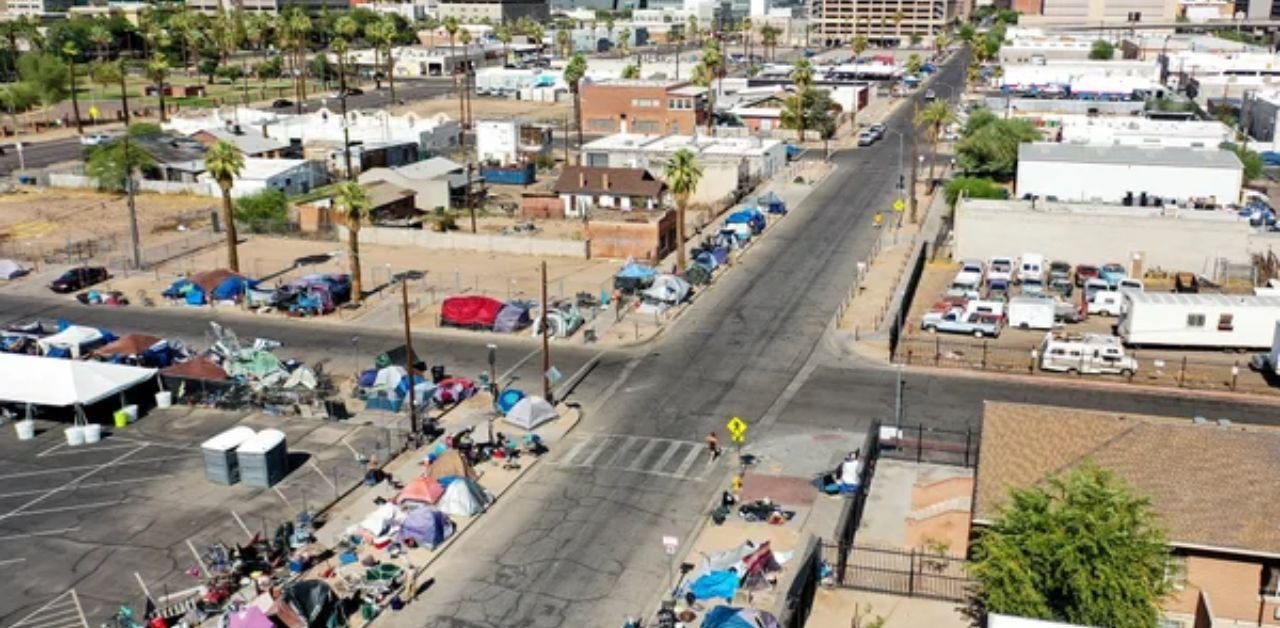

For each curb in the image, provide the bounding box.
[900,362,1280,407]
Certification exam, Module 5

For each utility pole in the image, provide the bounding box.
[120,64,142,270]
[540,260,551,402]
[908,98,920,224]
[401,277,418,438]
[467,162,476,233]
[563,113,570,165]
[894,367,904,429]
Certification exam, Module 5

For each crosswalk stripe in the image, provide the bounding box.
[651,441,683,472]
[626,439,662,471]
[671,445,703,478]
[561,437,592,466]
[577,436,616,467]
[608,436,641,468]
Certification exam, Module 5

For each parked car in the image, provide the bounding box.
[80,132,118,146]
[272,98,294,108]
[1099,263,1127,286]
[1019,253,1045,283]
[924,89,936,101]
[1074,264,1100,287]
[1049,277,1073,298]
[1083,278,1110,303]
[1087,290,1126,316]
[1117,277,1144,292]
[49,266,110,293]
[1020,277,1045,296]
[921,308,1002,338]
[868,123,886,139]
[345,87,364,96]
[857,131,877,146]
[988,256,1014,285]
[1048,261,1072,282]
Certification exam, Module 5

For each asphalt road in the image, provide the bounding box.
[0,78,459,177]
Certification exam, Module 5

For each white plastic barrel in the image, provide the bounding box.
[155,391,172,408]
[83,424,102,443]
[64,426,85,446]
[122,404,138,423]
[14,420,34,440]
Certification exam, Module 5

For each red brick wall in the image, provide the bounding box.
[519,195,565,220]
[587,210,676,261]
[581,83,704,135]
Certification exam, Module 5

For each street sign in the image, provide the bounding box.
[892,198,905,212]
[727,416,748,440]
[88,105,100,121]
[546,366,562,384]
[662,535,679,555]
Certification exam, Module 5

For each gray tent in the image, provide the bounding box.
[493,303,532,333]
[503,395,558,430]
[437,476,492,517]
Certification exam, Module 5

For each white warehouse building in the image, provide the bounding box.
[1056,115,1234,149]
[1015,143,1243,206]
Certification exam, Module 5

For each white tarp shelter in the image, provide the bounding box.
[503,396,558,430]
[36,325,106,358]
[0,353,156,406]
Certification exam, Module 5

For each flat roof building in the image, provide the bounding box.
[1016,143,1243,206]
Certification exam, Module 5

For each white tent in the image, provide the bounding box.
[503,396,558,430]
[0,353,156,406]
[437,477,492,517]
[643,274,691,304]
[36,326,106,358]
[0,259,26,280]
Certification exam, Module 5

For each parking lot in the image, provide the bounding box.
[899,260,1280,395]
[0,406,395,627]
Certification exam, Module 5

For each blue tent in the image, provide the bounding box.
[398,507,454,549]
[212,276,256,301]
[688,571,739,601]
[498,388,526,414]
[616,263,658,280]
[186,289,206,306]
[758,191,786,215]
[726,208,766,234]
[701,606,780,628]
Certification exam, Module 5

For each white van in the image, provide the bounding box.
[1008,296,1056,330]
[1018,253,1045,284]
[1039,332,1137,376]
[1087,291,1126,316]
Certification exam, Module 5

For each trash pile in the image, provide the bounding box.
[245,273,353,317]
[662,540,788,627]
[162,269,258,307]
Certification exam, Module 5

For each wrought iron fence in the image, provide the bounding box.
[820,543,974,603]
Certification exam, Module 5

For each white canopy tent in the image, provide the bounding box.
[0,353,156,406]
[36,325,106,358]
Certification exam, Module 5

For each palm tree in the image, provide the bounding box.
[691,62,712,135]
[422,16,440,48]
[459,28,473,125]
[760,25,778,62]
[332,37,355,177]
[669,28,684,78]
[916,100,956,182]
[334,181,372,303]
[892,11,905,44]
[284,8,311,112]
[368,18,397,103]
[205,140,245,273]
[564,53,587,152]
[92,59,129,126]
[88,23,112,62]
[698,39,723,134]
[443,15,460,53]
[556,29,572,59]
[145,53,169,122]
[663,148,702,275]
[496,24,512,66]
[58,43,83,134]
[686,15,699,48]
[852,35,869,63]
[934,33,951,56]
[740,18,752,63]
[618,27,631,60]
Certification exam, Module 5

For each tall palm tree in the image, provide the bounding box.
[686,15,699,48]
[782,59,814,142]
[368,18,397,103]
[852,35,869,64]
[145,53,169,122]
[332,37,355,177]
[443,15,459,53]
[564,53,587,151]
[204,140,245,273]
[760,25,778,62]
[496,23,512,66]
[663,148,702,274]
[691,62,712,134]
[62,43,83,134]
[699,39,723,134]
[334,14,357,88]
[88,23,112,62]
[459,28,473,125]
[892,11,905,44]
[334,181,371,303]
[915,99,956,182]
[284,8,311,113]
[617,27,631,60]
[422,15,440,48]
[669,28,684,78]
[556,29,572,59]
[740,18,752,63]
[92,59,129,126]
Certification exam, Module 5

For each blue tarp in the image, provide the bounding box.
[212,276,255,301]
[616,263,658,280]
[701,606,780,628]
[186,289,205,306]
[498,389,526,414]
[162,278,195,299]
[358,368,378,388]
[689,571,739,602]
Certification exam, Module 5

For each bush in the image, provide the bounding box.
[533,153,557,171]
[1089,40,1115,60]
[944,176,1007,207]
[235,189,290,232]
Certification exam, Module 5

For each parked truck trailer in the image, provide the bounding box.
[1118,292,1280,349]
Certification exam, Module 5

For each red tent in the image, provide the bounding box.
[161,356,229,381]
[441,296,504,329]
[397,477,445,505]
[92,333,162,358]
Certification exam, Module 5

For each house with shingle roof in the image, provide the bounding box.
[975,402,1280,628]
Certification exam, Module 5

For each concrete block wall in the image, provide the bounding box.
[340,226,589,259]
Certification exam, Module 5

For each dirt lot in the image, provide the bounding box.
[395,94,571,124]
[0,189,214,262]
[900,262,1279,395]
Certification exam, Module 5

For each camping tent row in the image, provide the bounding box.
[612,263,693,306]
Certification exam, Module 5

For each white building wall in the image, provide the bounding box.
[475,120,520,165]
[954,200,1252,276]
[1016,160,1242,205]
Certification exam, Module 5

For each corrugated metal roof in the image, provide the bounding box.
[1126,291,1280,307]
[1018,143,1243,169]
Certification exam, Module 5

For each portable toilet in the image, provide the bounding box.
[237,428,289,488]
[201,426,257,485]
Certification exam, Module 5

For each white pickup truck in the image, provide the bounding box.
[921,308,1003,338]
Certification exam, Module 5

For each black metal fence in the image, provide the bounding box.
[879,422,980,468]
[889,242,930,356]
[821,543,974,603]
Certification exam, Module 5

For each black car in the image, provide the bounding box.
[272,98,294,108]
[49,266,110,293]
[345,87,364,97]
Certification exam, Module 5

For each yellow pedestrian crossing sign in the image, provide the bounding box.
[88,105,100,121]
[892,198,905,212]
[727,416,748,442]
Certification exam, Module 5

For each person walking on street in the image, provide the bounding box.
[873,211,884,229]
[706,431,721,461]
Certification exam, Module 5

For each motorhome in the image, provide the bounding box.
[1038,332,1138,375]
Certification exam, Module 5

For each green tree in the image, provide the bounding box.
[88,23,112,61]
[971,464,1170,627]
[905,52,923,76]
[621,64,639,79]
[955,117,1040,178]
[957,23,975,43]
[943,176,1006,208]
[496,23,513,66]
[17,52,69,124]
[556,28,572,59]
[443,15,459,53]
[663,148,703,274]
[698,39,724,134]
[851,35,869,61]
[60,42,83,134]
[564,53,587,150]
[915,100,957,181]
[235,188,289,232]
[334,180,372,303]
[366,17,397,103]
[91,58,129,126]
[1225,142,1264,182]
[1089,39,1115,60]
[145,53,169,122]
[85,129,155,191]
[283,8,311,112]
[204,140,245,273]
[760,24,778,61]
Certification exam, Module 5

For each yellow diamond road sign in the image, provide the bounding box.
[893,198,905,212]
[727,416,748,440]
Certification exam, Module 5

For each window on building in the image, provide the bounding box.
[633,120,660,134]
[588,118,615,132]
[1218,313,1235,331]
[1162,554,1187,592]
[632,98,660,108]
[1186,313,1205,328]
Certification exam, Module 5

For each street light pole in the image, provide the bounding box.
[401,277,418,439]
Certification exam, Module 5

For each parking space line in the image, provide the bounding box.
[273,486,293,510]
[0,445,147,523]
[9,589,88,628]
[37,442,147,458]
[3,499,124,518]
[0,527,80,542]
[230,510,254,539]
[0,475,172,499]
[308,460,337,491]
[0,452,188,482]
[0,557,26,566]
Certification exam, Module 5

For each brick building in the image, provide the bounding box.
[975,402,1280,628]
[580,80,709,136]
